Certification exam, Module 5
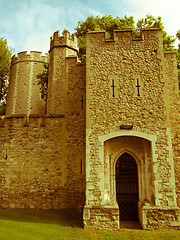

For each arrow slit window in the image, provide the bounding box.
[133,75,143,97]
[109,75,118,99]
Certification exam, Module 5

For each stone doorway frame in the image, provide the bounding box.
[84,130,180,230]
[98,130,157,227]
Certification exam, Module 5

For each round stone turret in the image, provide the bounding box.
[6,51,49,117]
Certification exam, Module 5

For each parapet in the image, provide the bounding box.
[50,30,78,53]
[164,51,176,57]
[86,28,162,43]
[11,51,49,66]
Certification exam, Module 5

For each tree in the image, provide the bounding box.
[177,30,180,41]
[37,63,49,100]
[75,15,135,59]
[136,14,176,51]
[75,14,176,59]
[0,37,13,115]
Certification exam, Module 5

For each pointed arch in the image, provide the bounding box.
[116,152,139,221]
[109,146,144,206]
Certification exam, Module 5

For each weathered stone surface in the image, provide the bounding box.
[142,206,180,230]
[83,206,119,230]
[0,116,85,209]
[0,29,179,230]
[84,29,179,229]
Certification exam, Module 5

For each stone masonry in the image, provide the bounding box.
[0,28,179,230]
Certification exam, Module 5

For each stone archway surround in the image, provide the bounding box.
[83,130,180,230]
[102,133,156,228]
[84,130,157,230]
[99,130,156,206]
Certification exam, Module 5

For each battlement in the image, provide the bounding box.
[86,28,162,43]
[164,51,176,56]
[50,30,78,52]
[11,51,49,66]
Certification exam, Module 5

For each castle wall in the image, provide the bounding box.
[1,28,179,230]
[0,61,86,209]
[0,117,67,209]
[0,32,86,210]
[164,52,180,207]
[84,29,179,229]
[65,56,86,207]
[47,31,78,115]
[6,51,48,117]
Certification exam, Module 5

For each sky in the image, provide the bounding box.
[0,0,180,55]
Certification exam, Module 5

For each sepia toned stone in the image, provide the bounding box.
[0,28,179,230]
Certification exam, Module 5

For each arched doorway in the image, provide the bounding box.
[116,152,138,221]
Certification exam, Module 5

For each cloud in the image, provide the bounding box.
[13,2,63,53]
[1,0,179,53]
[89,8,103,17]
[16,1,106,53]
[0,0,105,53]
[126,0,180,36]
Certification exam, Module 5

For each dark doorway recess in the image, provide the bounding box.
[116,152,138,221]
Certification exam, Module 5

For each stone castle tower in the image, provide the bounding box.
[0,28,179,230]
[6,51,48,117]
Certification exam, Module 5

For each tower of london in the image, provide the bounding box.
[0,28,179,230]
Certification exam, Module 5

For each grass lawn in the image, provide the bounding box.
[0,209,179,240]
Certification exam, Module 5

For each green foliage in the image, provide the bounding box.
[75,15,135,37]
[136,14,164,31]
[75,15,135,59]
[75,14,176,59]
[137,14,176,51]
[0,101,6,115]
[177,30,180,40]
[37,63,49,100]
[0,37,14,114]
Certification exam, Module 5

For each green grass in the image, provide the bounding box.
[0,209,179,240]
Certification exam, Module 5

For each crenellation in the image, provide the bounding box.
[113,29,134,41]
[86,28,162,46]
[11,51,49,66]
[50,30,78,53]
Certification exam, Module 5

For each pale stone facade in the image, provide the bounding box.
[0,29,179,230]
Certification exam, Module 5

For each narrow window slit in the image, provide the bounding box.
[80,158,83,173]
[111,80,116,97]
[81,95,84,109]
[136,79,140,96]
